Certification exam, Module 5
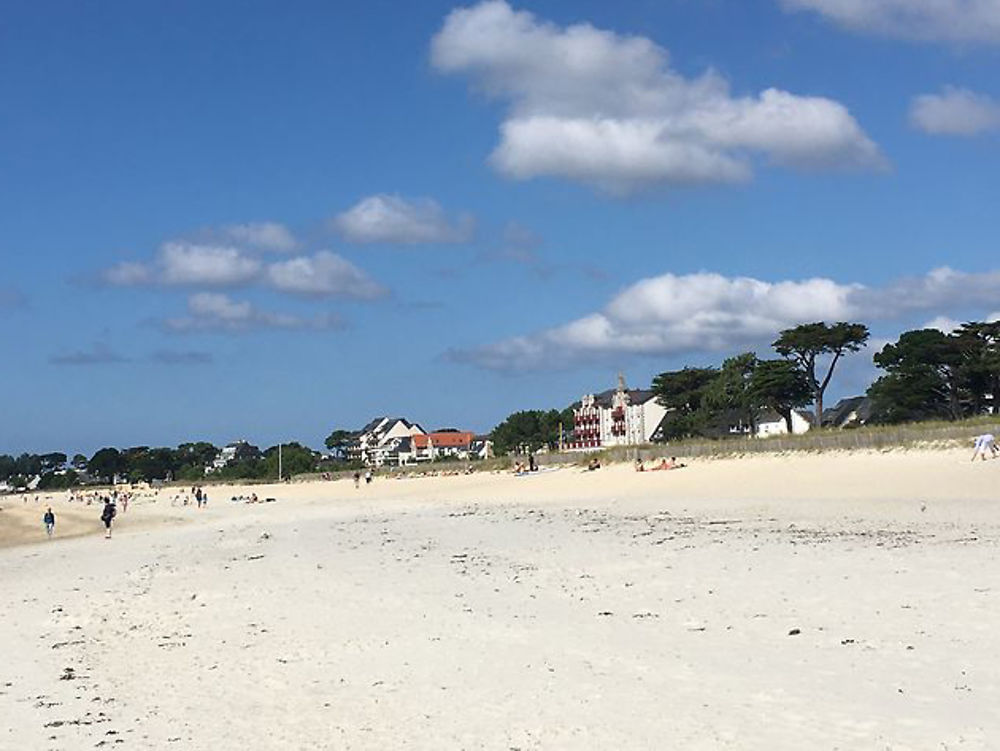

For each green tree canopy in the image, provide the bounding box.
[264,442,319,479]
[749,359,813,433]
[324,429,355,453]
[88,447,125,483]
[953,322,1000,415]
[651,366,718,439]
[176,442,219,469]
[869,328,965,423]
[491,409,573,455]
[703,353,760,434]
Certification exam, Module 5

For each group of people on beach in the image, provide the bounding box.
[352,469,374,488]
[28,432,994,543]
[513,454,539,474]
[635,457,686,472]
[169,486,209,508]
[68,488,133,509]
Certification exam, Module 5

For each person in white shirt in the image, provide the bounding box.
[971,433,998,461]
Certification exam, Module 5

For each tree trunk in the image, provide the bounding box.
[814,391,824,430]
[781,408,793,434]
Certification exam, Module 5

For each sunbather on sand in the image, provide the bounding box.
[651,457,686,471]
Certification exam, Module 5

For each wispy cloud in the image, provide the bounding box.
[448,267,1000,371]
[910,87,1000,136]
[780,0,1000,44]
[333,194,476,244]
[220,222,297,252]
[50,343,128,366]
[432,1,884,194]
[163,293,346,333]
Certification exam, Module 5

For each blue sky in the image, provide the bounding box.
[2,0,999,455]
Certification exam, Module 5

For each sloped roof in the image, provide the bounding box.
[822,396,873,426]
[571,388,658,409]
[758,408,815,425]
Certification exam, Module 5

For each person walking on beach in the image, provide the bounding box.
[364,468,373,485]
[353,470,360,489]
[43,507,55,538]
[101,499,117,539]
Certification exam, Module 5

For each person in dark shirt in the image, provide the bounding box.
[43,508,55,538]
[101,499,117,539]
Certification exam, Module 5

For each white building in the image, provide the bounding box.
[755,409,814,437]
[567,375,668,451]
[211,440,259,471]
[349,417,426,467]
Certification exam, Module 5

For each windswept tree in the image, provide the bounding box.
[749,359,813,433]
[773,322,869,428]
[324,429,356,455]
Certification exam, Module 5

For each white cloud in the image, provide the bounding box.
[221,222,297,252]
[449,267,1000,371]
[431,1,883,192]
[910,87,1000,135]
[334,195,475,244]
[923,316,962,333]
[104,242,262,287]
[926,310,1000,332]
[780,0,1000,43]
[265,251,387,299]
[164,293,344,333]
[102,242,389,301]
[159,243,262,286]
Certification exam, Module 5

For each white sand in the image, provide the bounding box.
[2,448,999,749]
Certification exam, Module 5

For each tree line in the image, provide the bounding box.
[868,321,1000,423]
[5,321,997,480]
[486,323,871,450]
[0,441,326,490]
[488,318,1000,451]
[652,322,870,439]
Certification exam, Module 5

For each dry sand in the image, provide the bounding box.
[2,448,998,749]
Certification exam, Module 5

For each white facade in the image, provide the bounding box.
[568,376,667,451]
[351,418,426,466]
[212,444,238,470]
[756,410,813,438]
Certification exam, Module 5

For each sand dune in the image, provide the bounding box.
[2,448,999,749]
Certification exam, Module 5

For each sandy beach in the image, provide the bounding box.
[2,448,999,749]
